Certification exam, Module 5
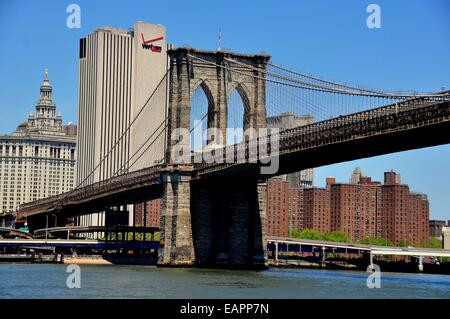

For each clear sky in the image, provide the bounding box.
[0,0,449,220]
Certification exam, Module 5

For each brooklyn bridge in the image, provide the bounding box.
[16,47,450,268]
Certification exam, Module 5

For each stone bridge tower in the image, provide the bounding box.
[165,47,270,162]
[158,48,271,269]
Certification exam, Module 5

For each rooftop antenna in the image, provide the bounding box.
[218,27,222,51]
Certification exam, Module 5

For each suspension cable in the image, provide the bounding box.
[268,61,402,96]
[224,57,448,98]
[226,57,398,97]
[113,117,168,176]
[53,71,169,207]
[189,54,411,99]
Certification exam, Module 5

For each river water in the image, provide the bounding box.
[0,264,449,298]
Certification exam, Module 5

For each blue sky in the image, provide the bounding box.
[0,0,449,220]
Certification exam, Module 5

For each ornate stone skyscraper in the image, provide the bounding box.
[0,69,77,214]
[32,68,60,132]
[13,68,65,137]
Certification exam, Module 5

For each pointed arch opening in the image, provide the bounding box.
[190,81,215,152]
[226,83,251,145]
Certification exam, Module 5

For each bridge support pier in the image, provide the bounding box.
[158,166,195,267]
[418,256,424,272]
[274,242,279,265]
[320,246,326,268]
[191,176,268,269]
[369,252,375,271]
[157,165,268,269]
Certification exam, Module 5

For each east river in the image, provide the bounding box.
[0,264,449,298]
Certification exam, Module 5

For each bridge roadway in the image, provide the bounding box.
[18,165,163,218]
[16,96,450,219]
[197,95,450,176]
[32,225,159,239]
[0,227,33,239]
[267,236,450,258]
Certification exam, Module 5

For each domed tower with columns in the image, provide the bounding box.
[1,68,77,215]
[17,68,64,135]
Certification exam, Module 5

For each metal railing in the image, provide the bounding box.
[19,165,163,212]
[18,94,450,213]
[195,95,450,174]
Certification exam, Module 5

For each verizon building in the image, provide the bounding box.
[77,21,168,187]
[76,22,169,227]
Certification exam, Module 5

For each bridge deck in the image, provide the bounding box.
[33,225,159,238]
[0,227,33,239]
[267,237,450,258]
[16,96,450,218]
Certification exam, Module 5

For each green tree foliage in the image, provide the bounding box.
[322,231,349,243]
[425,237,442,249]
[438,257,450,263]
[289,229,399,246]
[290,228,322,240]
[290,229,349,243]
[358,237,393,246]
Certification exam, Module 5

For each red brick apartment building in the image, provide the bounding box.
[308,170,430,246]
[303,187,331,233]
[379,171,429,246]
[288,187,303,231]
[134,199,161,227]
[266,177,290,237]
[330,181,381,242]
[132,169,429,246]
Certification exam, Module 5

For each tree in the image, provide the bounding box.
[290,228,323,240]
[358,237,393,246]
[323,231,349,243]
[290,229,349,243]
[425,237,442,249]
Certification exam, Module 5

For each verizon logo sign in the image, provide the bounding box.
[141,33,163,53]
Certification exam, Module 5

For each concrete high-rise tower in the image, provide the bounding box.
[76,22,170,228]
[76,22,169,187]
